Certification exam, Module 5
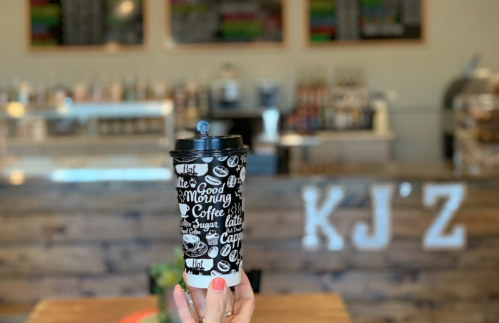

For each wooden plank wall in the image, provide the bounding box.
[1,178,499,323]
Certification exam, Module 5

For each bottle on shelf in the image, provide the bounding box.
[110,77,124,102]
[100,75,112,102]
[73,82,88,103]
[8,78,21,103]
[150,76,168,101]
[51,84,69,107]
[18,81,32,108]
[123,76,136,102]
[287,66,375,133]
[136,77,148,101]
[0,84,9,108]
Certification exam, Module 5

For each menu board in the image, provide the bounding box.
[28,0,146,50]
[308,0,424,45]
[167,0,285,47]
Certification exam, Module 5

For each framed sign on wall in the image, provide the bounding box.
[165,0,287,50]
[26,0,149,52]
[306,0,426,46]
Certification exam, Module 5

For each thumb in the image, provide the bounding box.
[204,278,227,323]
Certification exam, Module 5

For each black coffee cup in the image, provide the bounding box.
[170,121,248,288]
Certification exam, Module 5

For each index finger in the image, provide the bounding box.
[234,271,255,301]
[183,272,207,319]
[232,271,255,321]
[173,285,198,323]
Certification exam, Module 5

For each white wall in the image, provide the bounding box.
[1,0,499,161]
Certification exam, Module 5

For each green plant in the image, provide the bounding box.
[149,247,186,323]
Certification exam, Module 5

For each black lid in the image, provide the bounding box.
[170,121,248,157]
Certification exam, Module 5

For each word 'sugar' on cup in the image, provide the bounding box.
[170,121,248,288]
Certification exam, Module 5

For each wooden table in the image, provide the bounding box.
[26,294,352,323]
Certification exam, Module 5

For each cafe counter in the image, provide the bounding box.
[1,164,499,323]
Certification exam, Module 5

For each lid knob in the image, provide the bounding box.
[197,120,210,138]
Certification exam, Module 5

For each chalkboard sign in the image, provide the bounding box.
[307,0,425,45]
[27,0,147,51]
[166,0,285,48]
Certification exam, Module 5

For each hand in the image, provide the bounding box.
[173,271,255,323]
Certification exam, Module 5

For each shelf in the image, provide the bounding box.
[6,136,164,148]
[1,136,167,158]
[0,101,173,120]
[6,135,164,147]
[279,133,321,147]
[1,154,172,183]
[279,131,395,147]
[317,130,395,141]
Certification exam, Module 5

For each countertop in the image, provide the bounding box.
[26,294,352,323]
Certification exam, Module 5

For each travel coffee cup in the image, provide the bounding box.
[170,121,247,288]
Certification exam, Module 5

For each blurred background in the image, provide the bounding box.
[2,0,499,322]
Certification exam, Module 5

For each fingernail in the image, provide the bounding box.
[211,278,226,292]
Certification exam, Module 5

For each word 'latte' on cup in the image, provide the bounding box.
[170,121,248,288]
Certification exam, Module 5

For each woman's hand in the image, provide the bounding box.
[173,271,255,323]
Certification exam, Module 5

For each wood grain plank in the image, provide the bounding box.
[2,238,499,275]
[0,246,106,275]
[243,238,499,271]
[2,207,499,243]
[0,213,143,242]
[0,274,147,303]
[105,242,177,272]
[0,277,80,303]
[260,270,499,302]
[2,269,499,303]
[78,274,148,298]
[1,178,499,212]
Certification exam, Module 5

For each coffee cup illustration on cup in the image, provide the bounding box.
[179,204,190,218]
[183,234,208,258]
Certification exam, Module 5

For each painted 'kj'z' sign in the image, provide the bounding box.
[302,183,467,251]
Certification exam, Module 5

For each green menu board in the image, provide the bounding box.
[308,0,424,45]
[166,0,285,47]
[28,0,147,50]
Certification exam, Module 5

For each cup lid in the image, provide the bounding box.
[170,121,248,158]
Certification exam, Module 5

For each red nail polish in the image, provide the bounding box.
[212,278,226,292]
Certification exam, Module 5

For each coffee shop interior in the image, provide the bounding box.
[2,0,499,322]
